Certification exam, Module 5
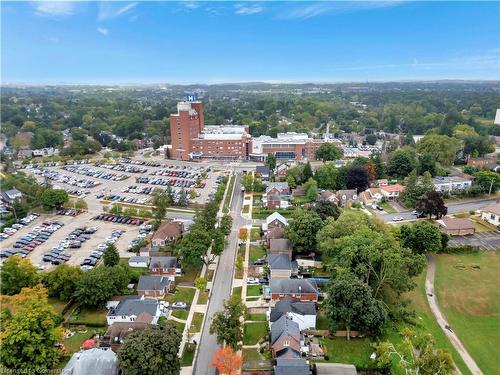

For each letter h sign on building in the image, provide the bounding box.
[187,94,197,102]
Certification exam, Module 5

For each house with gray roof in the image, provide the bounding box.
[1,188,22,204]
[256,165,270,181]
[128,256,150,268]
[269,296,316,330]
[268,253,295,279]
[269,279,319,302]
[106,297,161,325]
[62,348,119,375]
[275,358,311,375]
[271,315,303,359]
[148,256,181,279]
[137,276,172,298]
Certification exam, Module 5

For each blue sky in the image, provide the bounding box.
[2,1,499,83]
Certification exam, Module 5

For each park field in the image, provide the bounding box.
[435,252,500,375]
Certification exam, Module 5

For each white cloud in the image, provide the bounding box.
[235,3,263,15]
[279,1,405,20]
[184,2,199,10]
[32,1,76,17]
[97,27,109,36]
[98,2,138,21]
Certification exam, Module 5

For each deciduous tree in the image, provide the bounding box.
[118,325,181,375]
[210,296,246,350]
[41,189,69,210]
[285,209,323,253]
[416,134,459,166]
[0,256,41,295]
[211,346,243,375]
[42,264,83,301]
[416,191,448,219]
[312,199,341,221]
[103,243,120,267]
[315,143,343,162]
[400,221,443,254]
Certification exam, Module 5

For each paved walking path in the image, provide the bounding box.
[425,254,483,375]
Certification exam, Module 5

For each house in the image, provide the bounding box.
[269,239,293,256]
[449,171,475,182]
[433,176,472,192]
[315,363,357,375]
[151,221,183,247]
[270,315,303,358]
[1,188,22,204]
[274,358,311,375]
[335,189,358,206]
[32,147,59,157]
[128,256,150,268]
[265,193,288,210]
[269,279,319,302]
[269,296,316,330]
[256,165,270,181]
[467,157,496,168]
[148,256,181,278]
[263,212,288,231]
[62,348,119,375]
[276,164,288,177]
[268,253,294,279]
[481,203,500,226]
[292,186,306,198]
[373,178,388,187]
[438,216,475,236]
[266,182,290,196]
[381,184,405,200]
[265,227,285,247]
[100,322,149,352]
[359,188,383,206]
[137,276,172,298]
[106,297,162,325]
[318,190,337,203]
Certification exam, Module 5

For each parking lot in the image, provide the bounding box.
[1,212,142,270]
[448,232,500,251]
[23,159,224,213]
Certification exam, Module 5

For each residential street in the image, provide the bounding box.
[379,197,500,222]
[425,255,484,375]
[193,173,248,375]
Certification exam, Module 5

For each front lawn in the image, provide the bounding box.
[246,285,261,297]
[243,322,268,345]
[232,286,242,299]
[176,267,201,284]
[198,290,208,305]
[379,201,396,213]
[171,309,189,320]
[434,252,500,375]
[249,245,266,265]
[181,345,196,367]
[205,268,214,282]
[252,207,295,220]
[165,319,185,333]
[164,287,196,305]
[250,227,261,241]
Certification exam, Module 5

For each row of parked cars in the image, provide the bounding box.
[1,220,64,260]
[80,229,124,270]
[120,159,162,167]
[95,163,148,174]
[42,226,98,265]
[33,168,100,188]
[122,185,155,195]
[151,168,200,180]
[93,214,146,226]
[0,213,40,241]
[128,224,153,250]
[19,159,92,169]
[63,166,129,181]
[104,195,149,205]
[135,176,196,188]
[56,208,80,216]
[58,188,90,198]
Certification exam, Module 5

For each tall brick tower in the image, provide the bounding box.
[169,100,204,160]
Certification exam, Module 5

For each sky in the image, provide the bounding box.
[1,1,499,84]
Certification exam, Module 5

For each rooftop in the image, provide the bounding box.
[270,297,316,322]
[482,202,500,216]
[270,279,318,295]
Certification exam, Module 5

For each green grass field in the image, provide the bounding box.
[249,245,266,264]
[198,290,208,305]
[181,345,196,366]
[314,337,374,370]
[68,307,107,326]
[250,227,261,241]
[63,329,98,353]
[175,267,201,283]
[243,348,263,361]
[171,309,189,320]
[246,313,266,322]
[435,252,500,375]
[190,312,204,333]
[243,322,268,345]
[48,297,69,316]
[232,286,242,299]
[164,287,196,305]
[246,285,261,297]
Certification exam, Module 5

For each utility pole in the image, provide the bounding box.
[488,178,494,196]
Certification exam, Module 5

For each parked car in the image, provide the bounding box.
[172,302,187,309]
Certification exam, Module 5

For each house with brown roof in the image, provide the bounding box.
[381,184,405,200]
[270,316,303,359]
[438,216,475,236]
[100,322,149,352]
[265,227,285,247]
[480,203,500,226]
[318,190,337,203]
[359,188,383,206]
[269,239,293,257]
[151,221,183,247]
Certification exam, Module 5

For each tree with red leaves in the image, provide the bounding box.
[211,346,243,375]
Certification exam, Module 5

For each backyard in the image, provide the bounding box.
[434,251,500,375]
[243,322,268,345]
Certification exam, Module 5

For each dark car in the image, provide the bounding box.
[43,254,54,262]
[259,278,269,285]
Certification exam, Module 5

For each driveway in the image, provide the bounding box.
[448,232,500,251]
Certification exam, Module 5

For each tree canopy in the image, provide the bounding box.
[0,256,41,295]
[285,209,323,253]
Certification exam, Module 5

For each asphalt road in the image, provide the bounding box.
[193,173,248,375]
[379,197,500,222]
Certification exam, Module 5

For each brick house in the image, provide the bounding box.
[265,227,285,247]
[269,239,293,256]
[148,256,181,278]
[269,279,319,302]
[270,315,303,358]
[137,275,173,298]
[263,212,288,231]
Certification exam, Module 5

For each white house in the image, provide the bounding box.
[381,184,406,200]
[481,203,500,226]
[433,176,472,192]
[262,212,288,231]
[268,297,317,331]
[106,296,162,325]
